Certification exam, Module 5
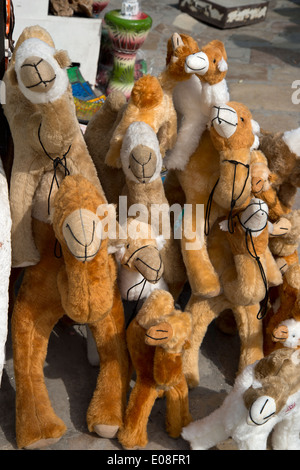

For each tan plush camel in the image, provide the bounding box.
[117,289,192,449]
[104,32,199,169]
[3,25,102,268]
[12,175,129,449]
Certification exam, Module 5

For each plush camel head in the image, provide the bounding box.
[269,209,300,258]
[52,175,114,263]
[272,319,300,349]
[115,219,165,284]
[165,32,199,82]
[185,39,228,85]
[136,290,192,354]
[210,101,260,152]
[259,128,300,190]
[120,121,162,183]
[10,26,71,104]
[238,198,269,236]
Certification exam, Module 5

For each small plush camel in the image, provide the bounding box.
[117,289,192,449]
[119,121,186,298]
[104,32,199,168]
[165,37,229,171]
[182,347,300,450]
[11,175,129,449]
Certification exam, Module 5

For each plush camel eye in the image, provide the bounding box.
[240,117,244,122]
[213,59,216,63]
[127,244,130,249]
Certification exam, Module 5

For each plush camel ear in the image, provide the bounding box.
[218,57,228,72]
[54,49,71,69]
[171,32,184,51]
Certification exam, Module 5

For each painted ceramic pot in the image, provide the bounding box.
[93,1,111,16]
[104,9,152,99]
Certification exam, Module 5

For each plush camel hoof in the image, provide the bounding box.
[122,444,145,450]
[25,437,62,450]
[93,424,119,438]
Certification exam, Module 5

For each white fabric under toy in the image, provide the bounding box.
[0,158,12,385]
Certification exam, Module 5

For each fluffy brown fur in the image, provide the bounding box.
[243,348,300,414]
[117,290,192,449]
[12,175,129,449]
[259,130,300,210]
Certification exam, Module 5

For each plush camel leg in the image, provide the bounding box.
[181,238,221,298]
[222,256,266,306]
[181,206,221,298]
[12,234,66,449]
[165,375,192,438]
[117,377,158,449]
[232,303,264,373]
[86,287,129,438]
[183,295,228,388]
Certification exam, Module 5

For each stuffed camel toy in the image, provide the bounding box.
[165,37,230,171]
[119,120,186,298]
[4,26,129,448]
[3,25,103,268]
[86,218,168,367]
[263,209,300,355]
[179,103,281,387]
[177,101,260,299]
[11,174,129,449]
[103,32,199,169]
[117,289,192,449]
[182,347,300,450]
[219,197,283,312]
[0,158,11,386]
[259,127,300,212]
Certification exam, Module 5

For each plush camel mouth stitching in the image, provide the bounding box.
[211,106,238,127]
[145,332,169,341]
[65,220,99,262]
[21,58,56,89]
[129,152,153,182]
[134,255,163,283]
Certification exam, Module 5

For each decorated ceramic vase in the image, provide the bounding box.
[104,2,152,99]
[93,1,111,16]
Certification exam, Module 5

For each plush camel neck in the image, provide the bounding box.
[158,69,180,96]
[59,245,115,323]
[126,177,167,207]
[37,93,78,155]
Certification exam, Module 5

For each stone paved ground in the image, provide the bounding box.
[0,0,299,453]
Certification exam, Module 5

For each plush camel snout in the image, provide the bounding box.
[185,51,209,75]
[129,144,158,183]
[126,245,164,283]
[62,208,101,262]
[20,56,56,93]
[210,104,238,139]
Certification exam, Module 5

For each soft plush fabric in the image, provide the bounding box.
[118,290,192,449]
[165,37,230,171]
[12,175,129,449]
[0,158,11,385]
[3,25,101,268]
[182,348,300,450]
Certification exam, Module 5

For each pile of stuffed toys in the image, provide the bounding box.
[0,24,300,451]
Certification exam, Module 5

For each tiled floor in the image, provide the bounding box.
[0,0,299,452]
